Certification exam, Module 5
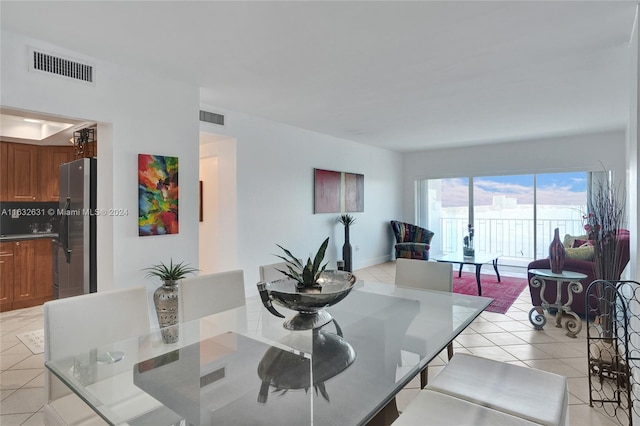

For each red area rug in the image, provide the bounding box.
[453,272,528,314]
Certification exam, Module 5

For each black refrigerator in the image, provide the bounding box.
[53,158,97,298]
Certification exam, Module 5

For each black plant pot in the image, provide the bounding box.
[342,225,352,272]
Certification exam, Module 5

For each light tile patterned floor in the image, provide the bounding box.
[0,262,622,425]
[0,305,45,426]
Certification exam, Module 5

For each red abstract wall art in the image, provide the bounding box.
[314,168,364,213]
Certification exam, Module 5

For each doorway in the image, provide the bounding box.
[0,107,109,311]
[199,131,237,274]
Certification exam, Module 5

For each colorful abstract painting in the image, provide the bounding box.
[138,154,179,236]
[314,168,364,213]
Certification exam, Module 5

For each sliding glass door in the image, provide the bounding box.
[417,178,469,254]
[534,172,587,259]
[473,175,534,261]
[417,171,588,265]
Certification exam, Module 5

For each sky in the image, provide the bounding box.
[438,172,587,208]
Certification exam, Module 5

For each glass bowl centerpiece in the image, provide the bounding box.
[257,237,357,330]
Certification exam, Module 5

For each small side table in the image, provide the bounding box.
[528,268,587,338]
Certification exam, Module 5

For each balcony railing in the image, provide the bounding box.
[436,217,584,261]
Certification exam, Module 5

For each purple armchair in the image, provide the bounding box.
[527,229,630,316]
[390,220,435,260]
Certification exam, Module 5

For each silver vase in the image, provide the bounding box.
[153,280,180,343]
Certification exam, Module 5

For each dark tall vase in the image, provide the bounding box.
[342,225,352,272]
[549,228,565,274]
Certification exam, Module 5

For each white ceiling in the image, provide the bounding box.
[1,1,637,152]
[0,107,91,146]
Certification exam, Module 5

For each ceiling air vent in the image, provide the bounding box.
[29,48,95,84]
[199,110,225,126]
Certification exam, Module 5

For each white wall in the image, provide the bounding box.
[627,10,640,426]
[628,6,639,283]
[1,30,201,290]
[402,130,628,224]
[200,106,403,294]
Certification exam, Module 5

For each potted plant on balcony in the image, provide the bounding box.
[144,259,198,343]
[463,223,475,256]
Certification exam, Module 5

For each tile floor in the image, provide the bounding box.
[0,262,623,425]
[0,304,46,426]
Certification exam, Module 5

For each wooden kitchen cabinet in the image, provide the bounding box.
[0,238,53,312]
[6,142,38,201]
[38,145,76,201]
[1,142,75,202]
[0,142,8,201]
[13,240,36,302]
[0,242,14,311]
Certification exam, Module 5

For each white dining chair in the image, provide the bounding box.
[43,287,152,425]
[259,260,298,282]
[395,258,454,388]
[180,269,246,322]
[395,258,453,292]
[424,353,569,425]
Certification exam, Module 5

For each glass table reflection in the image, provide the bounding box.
[45,281,492,426]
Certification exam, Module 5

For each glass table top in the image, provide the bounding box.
[45,281,492,426]
[430,252,500,265]
[529,268,588,280]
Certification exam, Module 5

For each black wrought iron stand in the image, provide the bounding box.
[586,280,640,425]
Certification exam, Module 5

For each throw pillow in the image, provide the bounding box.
[572,239,594,248]
[565,245,595,261]
[564,234,589,248]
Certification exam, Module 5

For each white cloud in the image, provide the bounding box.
[437,177,586,207]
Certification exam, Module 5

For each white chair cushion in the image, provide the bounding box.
[394,390,538,426]
[427,353,568,426]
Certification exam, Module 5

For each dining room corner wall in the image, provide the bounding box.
[1,29,201,291]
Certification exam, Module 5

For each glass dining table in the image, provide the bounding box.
[45,281,492,426]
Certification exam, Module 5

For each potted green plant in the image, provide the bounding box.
[338,214,356,227]
[260,236,356,330]
[144,259,199,285]
[338,214,356,271]
[144,259,198,343]
[275,237,329,291]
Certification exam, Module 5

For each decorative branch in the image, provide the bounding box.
[585,176,626,281]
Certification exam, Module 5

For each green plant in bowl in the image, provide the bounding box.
[275,237,329,290]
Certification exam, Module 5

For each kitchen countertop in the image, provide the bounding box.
[0,233,59,241]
